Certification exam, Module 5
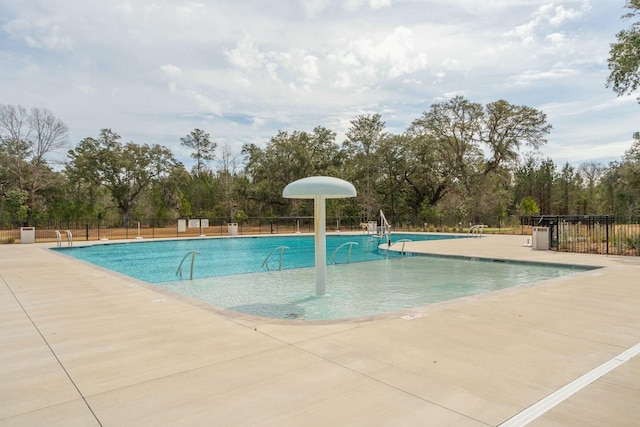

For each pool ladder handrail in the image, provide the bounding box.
[176,251,200,280]
[55,230,73,247]
[262,246,289,271]
[386,239,412,255]
[330,241,359,264]
[469,224,487,237]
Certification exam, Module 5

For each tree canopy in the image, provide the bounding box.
[608,0,640,97]
[66,129,178,225]
[2,97,639,229]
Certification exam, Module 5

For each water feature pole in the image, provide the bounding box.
[314,195,326,294]
[283,176,357,296]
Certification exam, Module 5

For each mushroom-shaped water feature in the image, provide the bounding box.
[283,176,357,296]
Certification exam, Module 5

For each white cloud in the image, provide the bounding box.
[160,64,182,78]
[3,18,74,50]
[368,0,392,9]
[343,0,392,12]
[507,68,578,87]
[224,36,266,71]
[504,1,591,45]
[298,55,320,84]
[301,0,330,17]
[546,32,566,44]
[548,3,588,26]
[328,26,428,88]
[185,90,223,116]
[74,85,95,94]
[160,64,183,93]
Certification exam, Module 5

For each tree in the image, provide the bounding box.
[243,126,341,216]
[66,129,178,225]
[553,162,584,215]
[519,196,540,216]
[607,0,640,98]
[0,105,30,193]
[3,189,29,223]
[143,162,190,225]
[408,96,550,213]
[181,129,216,215]
[26,107,69,207]
[482,99,551,174]
[401,132,452,212]
[0,104,68,212]
[342,113,386,219]
[534,158,556,214]
[375,134,412,219]
[618,135,640,214]
[216,144,241,219]
[579,162,605,214]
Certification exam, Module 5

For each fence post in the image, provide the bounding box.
[85,224,89,241]
[606,216,610,255]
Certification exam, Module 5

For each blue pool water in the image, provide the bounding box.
[53,233,594,320]
[53,233,461,283]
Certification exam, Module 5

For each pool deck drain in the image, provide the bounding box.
[2,234,640,426]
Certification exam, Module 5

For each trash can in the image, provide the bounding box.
[20,227,36,244]
[532,226,549,250]
[227,223,238,236]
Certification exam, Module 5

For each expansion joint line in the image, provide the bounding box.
[498,342,640,427]
[1,274,104,427]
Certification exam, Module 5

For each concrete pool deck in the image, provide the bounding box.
[1,234,639,426]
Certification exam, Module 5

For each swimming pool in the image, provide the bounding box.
[53,233,463,283]
[54,233,593,320]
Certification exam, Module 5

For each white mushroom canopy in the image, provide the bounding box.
[283,176,357,199]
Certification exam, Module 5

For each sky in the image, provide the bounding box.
[1,0,637,170]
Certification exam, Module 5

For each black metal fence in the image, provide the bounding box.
[0,214,523,244]
[3,215,639,256]
[0,216,388,244]
[522,215,640,256]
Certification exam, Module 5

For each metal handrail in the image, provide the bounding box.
[262,246,289,271]
[330,241,359,264]
[386,239,412,255]
[469,224,487,237]
[176,251,200,280]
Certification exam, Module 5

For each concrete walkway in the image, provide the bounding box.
[1,235,639,426]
